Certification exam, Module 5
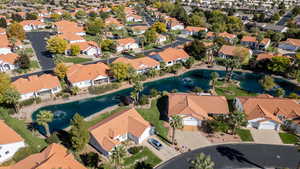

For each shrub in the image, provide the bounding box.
[139,95,149,105]
[46,132,60,144]
[62,93,71,98]
[150,88,160,98]
[128,146,144,155]
[35,97,42,104]
[19,98,35,107]
[88,83,121,95]
[13,147,37,162]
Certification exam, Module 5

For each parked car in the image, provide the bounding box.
[148,138,162,150]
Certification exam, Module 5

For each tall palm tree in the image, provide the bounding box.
[210,72,219,92]
[133,81,144,103]
[36,110,54,137]
[111,145,127,169]
[169,115,183,145]
[228,111,246,135]
[190,153,215,169]
[3,88,20,113]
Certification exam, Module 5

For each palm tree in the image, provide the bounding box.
[190,153,215,169]
[36,110,54,137]
[3,88,20,113]
[133,81,144,103]
[111,145,127,169]
[228,111,246,135]
[210,72,219,92]
[169,115,183,145]
[224,55,240,82]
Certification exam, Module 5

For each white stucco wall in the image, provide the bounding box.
[0,141,26,163]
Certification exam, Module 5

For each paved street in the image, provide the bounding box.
[27,32,55,70]
[143,136,179,161]
[156,144,300,169]
[250,129,282,145]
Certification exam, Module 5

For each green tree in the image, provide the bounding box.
[272,13,280,22]
[169,115,183,145]
[70,44,80,56]
[7,23,25,41]
[187,14,206,26]
[0,72,12,103]
[190,153,215,169]
[110,62,131,81]
[259,75,276,91]
[54,63,68,80]
[210,72,219,91]
[226,16,243,33]
[0,17,7,28]
[62,12,72,20]
[132,81,143,103]
[70,86,80,96]
[228,111,246,135]
[69,113,90,152]
[267,56,291,74]
[275,88,285,97]
[184,40,207,60]
[101,39,116,53]
[111,145,127,169]
[36,110,54,137]
[11,13,23,22]
[151,22,167,33]
[85,18,104,35]
[50,13,61,22]
[16,52,30,69]
[75,10,87,19]
[25,12,38,20]
[144,29,157,45]
[184,57,195,69]
[47,36,68,54]
[2,88,20,112]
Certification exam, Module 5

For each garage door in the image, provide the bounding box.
[259,122,276,130]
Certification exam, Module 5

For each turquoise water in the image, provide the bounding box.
[32,69,300,134]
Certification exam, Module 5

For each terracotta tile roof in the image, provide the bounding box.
[105,17,123,26]
[168,93,229,120]
[19,20,45,26]
[0,34,10,48]
[3,143,87,169]
[184,26,207,32]
[218,32,236,39]
[0,53,19,64]
[54,20,84,34]
[0,120,23,145]
[256,52,282,61]
[219,45,250,57]
[66,62,109,83]
[116,37,136,46]
[282,38,300,47]
[237,94,300,122]
[68,41,98,51]
[100,7,111,12]
[113,57,159,70]
[0,28,6,34]
[89,108,150,151]
[58,33,85,42]
[241,36,257,42]
[157,47,190,62]
[131,25,149,31]
[12,74,61,94]
[260,38,271,45]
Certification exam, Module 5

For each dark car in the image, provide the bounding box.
[148,138,162,150]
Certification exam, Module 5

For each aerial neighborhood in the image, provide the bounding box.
[0,0,299,169]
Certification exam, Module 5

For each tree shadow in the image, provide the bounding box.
[156,95,169,121]
[216,146,265,169]
[56,130,72,149]
[134,161,153,169]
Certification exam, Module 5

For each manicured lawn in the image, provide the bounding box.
[61,56,93,64]
[136,99,169,141]
[215,82,257,100]
[123,147,162,168]
[279,132,299,144]
[236,128,254,142]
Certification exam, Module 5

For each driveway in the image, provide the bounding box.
[175,130,211,150]
[250,129,282,145]
[156,144,300,169]
[143,136,179,161]
[27,32,55,70]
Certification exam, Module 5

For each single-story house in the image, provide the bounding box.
[131,25,148,35]
[182,26,208,36]
[240,36,270,50]
[115,38,139,53]
[66,62,110,88]
[126,14,143,22]
[207,32,237,44]
[168,93,229,131]
[0,120,25,163]
[234,94,300,131]
[0,53,19,72]
[218,45,252,59]
[54,20,86,36]
[0,35,12,54]
[58,33,86,44]
[105,17,124,30]
[1,143,87,169]
[278,38,300,52]
[12,74,62,100]
[66,41,101,56]
[19,20,46,31]
[149,47,190,66]
[113,56,160,73]
[89,108,152,156]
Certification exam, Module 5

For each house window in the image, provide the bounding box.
[5,151,9,154]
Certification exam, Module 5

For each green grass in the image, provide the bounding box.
[215,82,257,100]
[236,128,254,142]
[136,99,169,141]
[279,132,299,144]
[61,56,93,64]
[83,35,98,42]
[123,147,162,168]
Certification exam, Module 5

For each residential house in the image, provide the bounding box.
[207,32,237,44]
[113,57,160,73]
[149,47,190,66]
[278,38,300,52]
[256,52,283,61]
[19,20,46,31]
[168,93,229,131]
[0,120,25,163]
[0,143,87,169]
[156,34,167,44]
[182,26,208,36]
[66,62,109,88]
[58,33,86,44]
[0,53,19,72]
[115,38,139,53]
[89,108,152,156]
[0,28,6,35]
[166,18,184,30]
[234,94,300,132]
[0,35,12,54]
[105,17,124,30]
[126,14,143,22]
[67,41,101,56]
[218,45,252,59]
[240,36,270,50]
[54,20,85,36]
[131,25,148,35]
[12,74,62,100]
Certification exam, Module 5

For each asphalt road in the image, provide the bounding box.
[156,144,300,169]
[27,32,55,70]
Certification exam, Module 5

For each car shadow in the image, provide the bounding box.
[216,146,265,169]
